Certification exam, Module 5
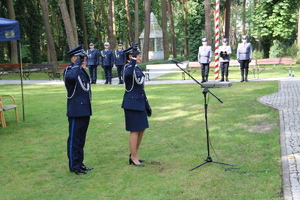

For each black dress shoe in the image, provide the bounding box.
[73,168,87,175]
[129,154,145,162]
[81,165,94,171]
[129,158,144,167]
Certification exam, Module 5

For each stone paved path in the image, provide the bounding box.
[258,78,300,200]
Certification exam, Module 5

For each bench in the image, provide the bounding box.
[256,58,293,78]
[145,63,187,81]
[0,64,26,79]
[56,64,69,80]
[23,64,55,80]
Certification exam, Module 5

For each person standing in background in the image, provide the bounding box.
[100,42,115,84]
[219,38,232,82]
[237,35,253,82]
[114,42,127,84]
[198,38,212,83]
[86,42,99,84]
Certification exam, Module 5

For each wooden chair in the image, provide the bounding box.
[0,95,19,127]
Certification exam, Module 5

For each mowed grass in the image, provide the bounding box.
[0,82,282,199]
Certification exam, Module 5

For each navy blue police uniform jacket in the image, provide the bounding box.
[64,60,92,117]
[114,49,127,66]
[100,49,115,66]
[121,58,150,111]
[86,49,99,66]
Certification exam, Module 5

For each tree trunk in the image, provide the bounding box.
[183,0,189,57]
[161,0,169,60]
[69,0,78,46]
[40,0,58,73]
[134,0,139,44]
[242,0,246,35]
[59,0,76,49]
[7,0,18,63]
[204,0,212,45]
[224,0,231,38]
[80,0,88,49]
[125,0,134,44]
[142,0,151,62]
[168,0,176,58]
[107,0,116,49]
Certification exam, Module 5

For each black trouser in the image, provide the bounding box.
[239,60,250,80]
[116,65,124,83]
[220,62,229,78]
[200,63,210,77]
[102,65,113,83]
[88,65,98,83]
[67,116,90,171]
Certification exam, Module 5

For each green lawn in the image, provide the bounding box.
[0,81,283,199]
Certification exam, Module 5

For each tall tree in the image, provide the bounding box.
[204,0,212,45]
[224,0,230,38]
[134,0,139,43]
[242,0,246,35]
[59,0,76,49]
[142,0,150,62]
[40,0,58,71]
[168,0,176,58]
[7,0,18,63]
[161,0,169,59]
[107,0,116,48]
[182,0,189,57]
[125,0,134,44]
[80,0,88,49]
[69,0,78,46]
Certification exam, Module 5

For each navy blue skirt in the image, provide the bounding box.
[124,109,149,132]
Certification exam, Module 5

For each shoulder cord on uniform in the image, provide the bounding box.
[77,75,90,92]
[125,64,144,93]
[64,65,89,99]
[101,50,106,58]
[115,50,119,60]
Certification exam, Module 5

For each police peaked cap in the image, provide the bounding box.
[242,35,248,39]
[202,38,208,42]
[67,45,84,57]
[222,38,229,42]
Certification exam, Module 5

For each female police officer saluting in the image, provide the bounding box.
[121,44,152,167]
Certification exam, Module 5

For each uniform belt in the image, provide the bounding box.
[201,55,209,57]
[240,52,249,54]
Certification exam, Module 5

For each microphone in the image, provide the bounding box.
[168,58,183,64]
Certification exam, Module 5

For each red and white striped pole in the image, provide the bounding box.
[214,0,220,81]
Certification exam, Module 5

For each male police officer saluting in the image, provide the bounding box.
[237,35,253,82]
[64,45,93,175]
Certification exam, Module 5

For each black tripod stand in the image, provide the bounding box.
[168,59,234,171]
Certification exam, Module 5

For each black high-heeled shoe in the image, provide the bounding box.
[129,154,145,162]
[129,158,144,167]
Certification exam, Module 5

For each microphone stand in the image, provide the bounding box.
[170,60,234,171]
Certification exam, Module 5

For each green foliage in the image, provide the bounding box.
[15,0,42,63]
[253,50,264,60]
[252,0,298,40]
[269,40,285,58]
[187,0,205,61]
